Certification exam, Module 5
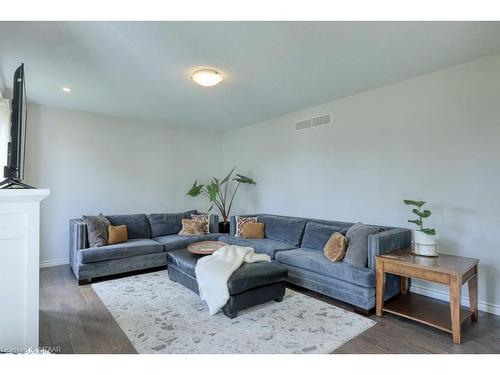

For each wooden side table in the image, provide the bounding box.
[376,248,479,344]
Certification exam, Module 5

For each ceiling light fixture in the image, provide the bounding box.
[62,87,71,93]
[191,69,223,87]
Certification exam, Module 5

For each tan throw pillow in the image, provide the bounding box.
[235,216,258,237]
[324,232,348,262]
[191,213,210,233]
[242,223,265,239]
[107,225,128,245]
[179,219,205,236]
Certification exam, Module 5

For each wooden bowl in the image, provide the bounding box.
[187,241,228,255]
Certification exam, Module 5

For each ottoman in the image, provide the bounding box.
[167,249,288,318]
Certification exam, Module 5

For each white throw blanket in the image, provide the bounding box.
[195,245,271,315]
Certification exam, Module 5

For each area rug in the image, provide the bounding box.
[92,271,375,354]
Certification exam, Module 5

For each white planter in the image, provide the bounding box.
[412,230,438,257]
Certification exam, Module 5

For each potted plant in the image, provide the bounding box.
[403,199,438,257]
[187,167,256,233]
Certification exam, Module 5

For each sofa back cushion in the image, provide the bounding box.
[258,215,306,246]
[106,214,149,239]
[106,214,150,239]
[301,221,345,251]
[147,210,197,238]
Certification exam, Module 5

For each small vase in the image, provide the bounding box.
[412,230,438,257]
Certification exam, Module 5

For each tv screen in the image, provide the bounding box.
[3,63,26,181]
[0,63,33,188]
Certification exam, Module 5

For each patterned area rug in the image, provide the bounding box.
[92,271,375,354]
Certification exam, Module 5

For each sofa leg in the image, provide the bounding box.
[354,306,374,316]
[78,278,92,286]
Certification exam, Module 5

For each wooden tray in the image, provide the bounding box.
[187,241,227,255]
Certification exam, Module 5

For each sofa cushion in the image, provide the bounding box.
[190,213,211,234]
[147,211,197,237]
[275,247,375,288]
[106,214,150,239]
[82,214,110,247]
[324,232,348,262]
[242,223,265,239]
[179,219,205,235]
[258,215,306,246]
[154,233,221,252]
[217,235,296,259]
[107,225,128,245]
[343,223,380,267]
[235,216,258,237]
[77,238,164,264]
[301,222,344,250]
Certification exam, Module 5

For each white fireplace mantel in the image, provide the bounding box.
[0,188,49,352]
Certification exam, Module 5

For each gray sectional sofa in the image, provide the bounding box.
[70,210,410,313]
[69,211,220,284]
[219,214,411,312]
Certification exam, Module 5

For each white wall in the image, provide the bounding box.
[25,105,222,265]
[222,53,500,314]
[0,99,9,170]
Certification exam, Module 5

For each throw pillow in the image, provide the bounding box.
[242,222,265,239]
[324,232,348,262]
[179,219,205,236]
[82,213,111,247]
[107,225,128,245]
[235,216,258,237]
[343,223,380,267]
[191,213,211,233]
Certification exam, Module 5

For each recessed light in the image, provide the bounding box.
[191,69,223,87]
[62,87,71,93]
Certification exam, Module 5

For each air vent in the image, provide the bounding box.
[294,113,332,131]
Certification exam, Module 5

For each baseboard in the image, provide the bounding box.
[410,284,500,317]
[40,257,69,268]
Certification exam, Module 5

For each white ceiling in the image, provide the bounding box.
[1,21,500,130]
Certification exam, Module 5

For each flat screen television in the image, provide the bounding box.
[0,63,33,189]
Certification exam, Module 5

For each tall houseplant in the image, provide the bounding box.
[187,167,256,232]
[403,199,438,257]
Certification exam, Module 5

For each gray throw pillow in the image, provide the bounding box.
[343,223,379,267]
[82,213,111,247]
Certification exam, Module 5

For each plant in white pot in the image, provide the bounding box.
[403,199,438,257]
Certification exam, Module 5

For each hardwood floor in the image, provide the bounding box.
[40,265,500,354]
[40,265,136,354]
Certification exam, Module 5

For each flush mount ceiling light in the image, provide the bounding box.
[62,87,71,93]
[191,69,223,87]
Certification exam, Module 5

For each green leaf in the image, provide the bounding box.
[206,182,219,202]
[412,208,431,218]
[422,228,436,235]
[420,209,431,218]
[187,180,204,197]
[408,219,422,226]
[404,199,426,207]
[233,174,256,184]
[220,167,236,185]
